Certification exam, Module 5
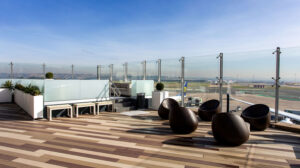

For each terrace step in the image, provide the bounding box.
[113,97,137,112]
[114,102,134,108]
[114,97,136,104]
[115,106,137,112]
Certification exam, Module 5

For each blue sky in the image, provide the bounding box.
[0,0,300,66]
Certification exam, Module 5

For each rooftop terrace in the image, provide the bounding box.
[0,103,299,168]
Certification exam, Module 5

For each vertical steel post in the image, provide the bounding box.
[97,65,101,80]
[109,64,113,81]
[217,53,223,111]
[109,64,113,97]
[179,57,185,107]
[157,59,161,82]
[273,47,281,123]
[124,62,128,82]
[42,63,46,79]
[71,64,74,79]
[142,60,146,80]
[226,94,230,113]
[9,62,13,79]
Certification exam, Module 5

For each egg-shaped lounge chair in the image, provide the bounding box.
[158,98,180,120]
[169,107,198,134]
[212,113,250,146]
[198,99,221,121]
[241,104,270,131]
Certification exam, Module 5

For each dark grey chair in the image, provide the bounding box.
[241,104,270,131]
[212,113,250,146]
[198,99,221,121]
[169,107,198,134]
[158,98,179,120]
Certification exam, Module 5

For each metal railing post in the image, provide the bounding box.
[109,64,113,82]
[142,60,146,80]
[109,64,114,97]
[97,65,101,80]
[71,64,74,79]
[157,59,161,82]
[217,53,223,111]
[9,62,13,79]
[42,63,46,79]
[124,62,128,82]
[272,47,281,123]
[179,56,185,107]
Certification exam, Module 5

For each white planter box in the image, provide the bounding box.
[14,89,43,119]
[152,91,169,110]
[0,88,12,103]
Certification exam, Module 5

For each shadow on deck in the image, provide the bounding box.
[0,103,32,121]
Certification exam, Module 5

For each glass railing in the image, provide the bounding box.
[146,60,158,81]
[131,80,154,97]
[128,61,143,80]
[279,47,300,118]
[44,80,109,103]
[44,63,72,79]
[112,63,124,82]
[11,62,44,79]
[223,49,275,115]
[73,64,97,80]
[185,55,219,108]
[0,62,11,79]
[160,58,181,96]
[1,46,299,122]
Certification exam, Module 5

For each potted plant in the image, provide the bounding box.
[14,83,43,119]
[0,80,13,103]
[152,82,169,110]
[45,72,54,79]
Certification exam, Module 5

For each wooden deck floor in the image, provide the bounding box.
[0,103,299,168]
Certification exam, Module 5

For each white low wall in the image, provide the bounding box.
[0,88,12,103]
[14,89,44,119]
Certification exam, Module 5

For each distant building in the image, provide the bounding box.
[248,84,265,88]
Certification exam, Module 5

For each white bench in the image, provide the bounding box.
[95,100,114,114]
[73,102,96,117]
[47,104,73,121]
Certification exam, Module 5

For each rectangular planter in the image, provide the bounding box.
[14,89,43,119]
[152,91,169,110]
[0,88,12,103]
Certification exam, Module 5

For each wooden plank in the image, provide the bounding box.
[0,103,298,168]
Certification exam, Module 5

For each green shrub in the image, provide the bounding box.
[45,72,53,79]
[156,82,164,91]
[15,83,41,96]
[1,80,14,90]
[24,84,41,96]
[15,83,25,91]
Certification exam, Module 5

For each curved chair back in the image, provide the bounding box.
[158,98,179,120]
[241,104,270,131]
[198,99,221,121]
